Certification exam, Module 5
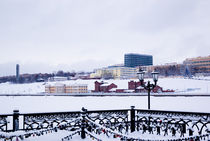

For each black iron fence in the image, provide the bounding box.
[0,107,210,140]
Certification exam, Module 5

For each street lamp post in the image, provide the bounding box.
[137,71,159,110]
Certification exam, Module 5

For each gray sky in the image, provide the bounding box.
[0,0,210,76]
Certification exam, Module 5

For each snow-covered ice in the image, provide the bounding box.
[1,96,210,114]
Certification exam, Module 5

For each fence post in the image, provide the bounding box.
[130,106,135,132]
[81,107,87,139]
[13,110,19,131]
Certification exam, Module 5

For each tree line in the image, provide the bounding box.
[0,70,76,84]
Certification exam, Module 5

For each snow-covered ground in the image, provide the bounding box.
[0,77,209,94]
[0,77,210,140]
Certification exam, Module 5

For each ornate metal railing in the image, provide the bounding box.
[0,114,11,131]
[0,107,210,140]
[136,109,210,136]
[84,108,130,138]
[86,109,129,130]
[22,111,81,130]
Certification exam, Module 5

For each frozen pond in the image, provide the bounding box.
[1,96,210,114]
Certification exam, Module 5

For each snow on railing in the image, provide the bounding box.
[85,117,210,141]
[85,117,142,140]
[0,121,80,141]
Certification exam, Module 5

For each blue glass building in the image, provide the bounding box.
[124,53,153,67]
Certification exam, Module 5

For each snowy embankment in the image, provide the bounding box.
[0,77,209,95]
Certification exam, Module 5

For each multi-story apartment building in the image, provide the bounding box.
[90,66,137,79]
[140,56,210,77]
[65,84,88,93]
[111,67,137,79]
[45,83,88,93]
[90,68,110,78]
[45,83,65,93]
[183,56,210,74]
[124,53,153,67]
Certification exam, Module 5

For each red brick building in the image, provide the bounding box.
[93,81,117,93]
[93,80,174,93]
[128,81,141,90]
[128,80,164,93]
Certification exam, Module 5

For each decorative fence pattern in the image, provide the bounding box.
[0,114,10,131]
[0,107,210,141]
[136,109,210,136]
[22,111,81,130]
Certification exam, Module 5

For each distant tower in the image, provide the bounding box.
[16,64,20,83]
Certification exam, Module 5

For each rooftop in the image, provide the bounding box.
[125,53,152,57]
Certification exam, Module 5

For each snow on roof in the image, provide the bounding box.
[53,76,68,78]
[66,84,87,87]
[54,83,65,86]
[101,83,110,86]
[124,89,134,92]
[109,88,117,91]
[137,86,144,89]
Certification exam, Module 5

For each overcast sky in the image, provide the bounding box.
[0,0,210,76]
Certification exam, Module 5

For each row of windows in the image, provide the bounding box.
[66,91,87,92]
[47,88,87,90]
[125,60,152,62]
[47,89,87,91]
[66,89,87,90]
[193,64,210,67]
[66,87,87,89]
[124,55,152,58]
[46,86,87,88]
[46,90,88,93]
[192,60,210,64]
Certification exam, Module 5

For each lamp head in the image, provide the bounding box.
[137,71,145,81]
[152,71,159,84]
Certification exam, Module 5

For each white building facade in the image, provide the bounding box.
[90,66,138,79]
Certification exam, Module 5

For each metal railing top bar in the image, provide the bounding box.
[0,109,129,118]
[20,111,81,116]
[136,109,210,116]
[1,109,210,117]
[85,109,130,114]
[2,109,210,116]
[0,114,13,117]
